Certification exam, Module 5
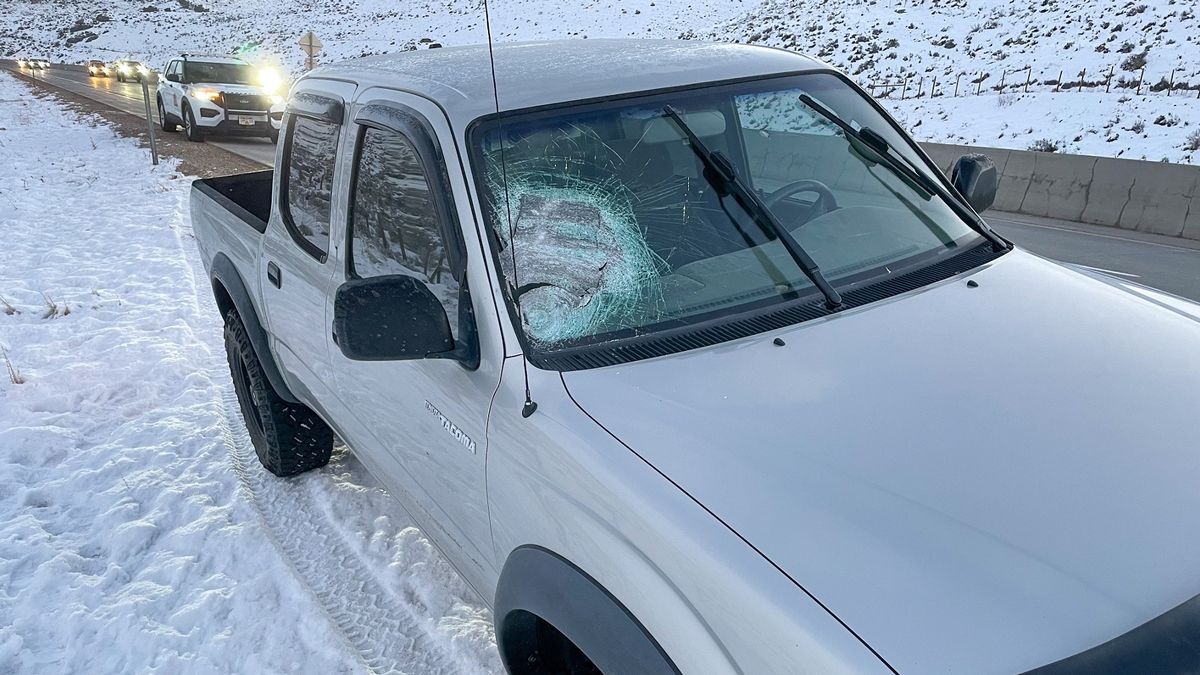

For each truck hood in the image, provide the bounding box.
[561,250,1200,673]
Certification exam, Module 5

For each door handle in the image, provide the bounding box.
[267,261,281,288]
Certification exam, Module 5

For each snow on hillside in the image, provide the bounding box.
[0,0,750,71]
[698,0,1200,163]
[3,0,1198,163]
[0,71,501,674]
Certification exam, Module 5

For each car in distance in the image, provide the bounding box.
[22,58,50,69]
[113,59,149,82]
[189,40,1200,674]
[156,54,284,143]
[86,59,110,77]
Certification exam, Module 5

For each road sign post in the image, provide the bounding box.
[141,73,159,166]
[299,31,324,71]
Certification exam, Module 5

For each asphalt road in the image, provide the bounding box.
[5,62,277,166]
[6,62,1200,302]
[988,213,1200,302]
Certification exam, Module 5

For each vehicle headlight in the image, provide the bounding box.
[257,67,283,95]
[269,94,285,106]
[192,88,221,102]
[118,65,131,74]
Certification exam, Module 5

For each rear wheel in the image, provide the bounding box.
[224,309,333,477]
[183,104,203,142]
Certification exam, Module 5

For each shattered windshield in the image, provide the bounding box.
[475,72,982,350]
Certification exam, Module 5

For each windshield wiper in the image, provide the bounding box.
[797,93,1009,252]
[662,106,844,311]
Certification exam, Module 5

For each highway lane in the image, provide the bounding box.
[988,214,1200,302]
[6,61,1199,302]
[4,62,277,166]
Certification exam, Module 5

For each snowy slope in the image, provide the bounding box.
[0,0,751,71]
[3,0,1198,162]
[698,0,1200,163]
[0,71,501,674]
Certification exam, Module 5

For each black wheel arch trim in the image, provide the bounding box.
[210,253,299,403]
[494,545,681,675]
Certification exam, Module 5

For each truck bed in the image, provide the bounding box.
[192,170,273,233]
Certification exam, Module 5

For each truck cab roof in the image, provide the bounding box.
[314,39,825,127]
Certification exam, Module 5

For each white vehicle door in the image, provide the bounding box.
[326,89,504,591]
[260,79,357,408]
[160,60,179,115]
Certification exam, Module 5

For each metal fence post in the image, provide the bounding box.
[1136,67,1145,95]
[1055,70,1063,92]
[141,75,159,166]
[1025,65,1032,93]
[1106,65,1114,93]
[1078,68,1085,92]
[1167,68,1175,97]
[954,73,962,97]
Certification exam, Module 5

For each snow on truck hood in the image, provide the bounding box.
[562,249,1200,673]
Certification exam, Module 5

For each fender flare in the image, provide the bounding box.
[494,545,680,675]
[210,253,299,403]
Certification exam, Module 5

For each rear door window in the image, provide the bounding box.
[282,115,340,258]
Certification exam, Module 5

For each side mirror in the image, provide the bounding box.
[164,72,180,83]
[333,275,454,361]
[950,154,998,213]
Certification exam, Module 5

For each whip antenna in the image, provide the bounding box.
[482,0,537,418]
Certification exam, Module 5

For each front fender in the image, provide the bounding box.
[486,362,889,674]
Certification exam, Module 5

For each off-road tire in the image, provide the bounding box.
[183,104,203,142]
[158,98,176,132]
[224,309,333,477]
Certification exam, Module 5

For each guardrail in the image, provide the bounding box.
[923,143,1200,241]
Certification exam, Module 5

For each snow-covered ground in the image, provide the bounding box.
[3,0,1199,162]
[0,71,501,674]
[889,90,1200,163]
[700,0,1200,163]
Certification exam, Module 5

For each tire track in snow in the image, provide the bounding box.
[167,189,497,675]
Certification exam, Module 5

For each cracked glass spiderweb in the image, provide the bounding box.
[484,138,666,346]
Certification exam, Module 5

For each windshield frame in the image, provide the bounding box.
[466,68,1005,370]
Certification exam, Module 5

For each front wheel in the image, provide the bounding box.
[224,309,333,476]
[182,104,203,142]
[157,98,177,132]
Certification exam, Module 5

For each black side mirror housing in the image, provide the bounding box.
[164,72,180,83]
[333,275,455,361]
[950,154,998,213]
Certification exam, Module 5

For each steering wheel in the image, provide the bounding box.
[763,179,839,219]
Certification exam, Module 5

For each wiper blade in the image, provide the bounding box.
[797,93,1009,252]
[662,105,844,311]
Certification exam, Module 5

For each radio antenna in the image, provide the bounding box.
[482,0,537,418]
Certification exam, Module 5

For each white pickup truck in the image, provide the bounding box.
[191,40,1200,674]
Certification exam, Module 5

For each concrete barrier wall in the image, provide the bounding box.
[921,142,1200,240]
